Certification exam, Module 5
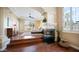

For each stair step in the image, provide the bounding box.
[7,39,43,48]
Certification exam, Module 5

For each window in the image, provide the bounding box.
[63,7,79,32]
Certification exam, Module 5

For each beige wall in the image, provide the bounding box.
[61,32,79,47]
[0,8,4,35]
[0,7,19,46]
[4,7,19,31]
[0,7,19,35]
[56,7,79,48]
[0,8,4,47]
[19,19,25,33]
[55,7,62,32]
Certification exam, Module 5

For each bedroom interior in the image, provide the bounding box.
[0,7,79,52]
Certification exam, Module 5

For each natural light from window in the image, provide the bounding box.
[63,7,79,33]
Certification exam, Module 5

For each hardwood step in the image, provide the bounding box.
[7,39,43,48]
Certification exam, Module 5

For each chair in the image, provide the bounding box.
[43,29,55,44]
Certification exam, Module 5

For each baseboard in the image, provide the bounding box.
[69,44,79,50]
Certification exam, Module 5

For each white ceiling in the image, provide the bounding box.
[9,7,45,20]
[9,7,55,21]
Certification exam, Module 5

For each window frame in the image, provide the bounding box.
[62,7,79,33]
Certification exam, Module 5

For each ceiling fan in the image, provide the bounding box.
[27,13,35,19]
[29,15,35,19]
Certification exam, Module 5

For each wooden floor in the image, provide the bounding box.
[8,33,43,48]
[5,33,78,52]
[11,32,43,40]
[6,42,78,52]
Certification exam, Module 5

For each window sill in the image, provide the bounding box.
[62,31,79,34]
